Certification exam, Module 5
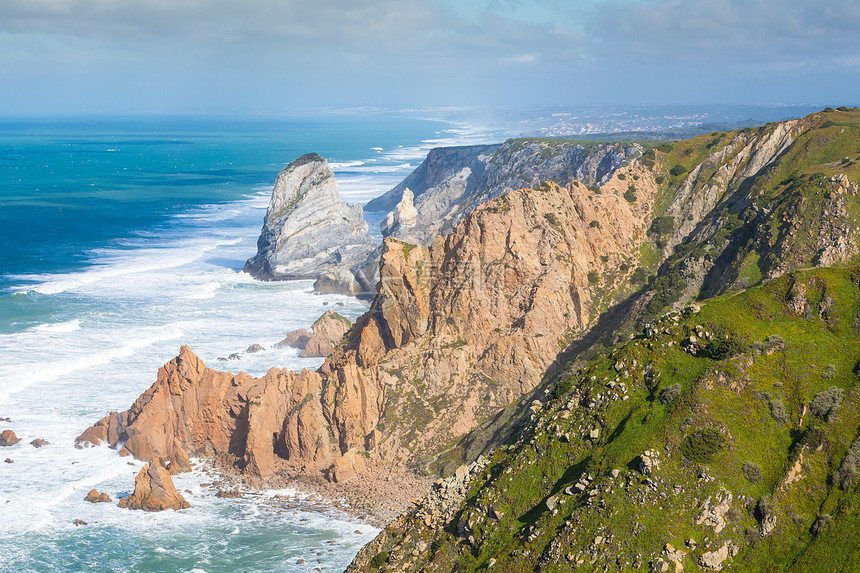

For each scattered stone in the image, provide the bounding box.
[215,488,241,498]
[546,495,558,511]
[30,439,50,448]
[246,344,265,353]
[696,491,733,534]
[227,353,241,360]
[85,489,112,503]
[0,430,21,447]
[296,559,305,564]
[72,519,88,526]
[3,458,12,464]
[0,417,10,422]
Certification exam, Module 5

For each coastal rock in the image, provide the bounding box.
[276,328,312,349]
[30,439,50,448]
[300,311,352,358]
[244,153,377,294]
[81,167,658,491]
[380,188,419,244]
[246,344,264,354]
[77,345,332,480]
[84,489,112,503]
[368,140,642,245]
[118,461,190,511]
[0,430,21,447]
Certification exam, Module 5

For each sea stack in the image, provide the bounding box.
[244,153,377,294]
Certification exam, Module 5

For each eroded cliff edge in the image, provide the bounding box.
[78,159,659,513]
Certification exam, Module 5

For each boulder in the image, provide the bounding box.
[276,328,312,350]
[3,458,12,464]
[118,461,190,511]
[244,153,377,293]
[72,519,87,526]
[0,430,21,447]
[246,344,265,354]
[30,439,50,448]
[301,310,352,358]
[84,489,112,503]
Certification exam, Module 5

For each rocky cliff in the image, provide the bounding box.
[367,139,643,245]
[78,158,660,496]
[244,153,377,294]
[347,108,860,572]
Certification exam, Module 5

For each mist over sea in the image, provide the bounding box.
[0,114,498,572]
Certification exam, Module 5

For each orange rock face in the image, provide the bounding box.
[301,310,352,358]
[0,430,21,447]
[84,489,112,503]
[79,173,658,485]
[118,461,190,511]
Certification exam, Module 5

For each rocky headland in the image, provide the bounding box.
[76,109,860,570]
[244,153,378,295]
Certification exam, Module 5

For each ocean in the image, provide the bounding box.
[0,114,498,572]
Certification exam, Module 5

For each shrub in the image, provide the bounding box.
[587,270,600,284]
[670,164,687,177]
[617,173,627,180]
[631,268,648,284]
[370,551,389,568]
[649,216,675,237]
[835,433,860,489]
[656,143,673,153]
[743,461,763,483]
[809,386,845,420]
[701,331,748,360]
[764,334,785,351]
[681,428,726,463]
[589,220,601,228]
[823,364,836,380]
[658,383,681,405]
[768,397,788,423]
[756,495,773,522]
[811,514,832,536]
[655,175,665,184]
[624,185,637,202]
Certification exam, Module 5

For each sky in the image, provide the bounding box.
[0,0,858,115]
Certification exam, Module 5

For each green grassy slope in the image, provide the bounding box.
[352,267,860,572]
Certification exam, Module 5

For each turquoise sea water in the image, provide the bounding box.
[0,114,498,572]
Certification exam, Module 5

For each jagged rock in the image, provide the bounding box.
[368,140,641,246]
[380,188,419,243]
[276,328,312,349]
[215,488,241,498]
[246,344,264,354]
[118,461,190,511]
[29,439,49,448]
[244,153,377,295]
[696,491,733,534]
[698,542,736,570]
[0,430,21,446]
[82,169,658,495]
[84,489,112,503]
[300,311,352,358]
[639,450,659,476]
[76,345,331,480]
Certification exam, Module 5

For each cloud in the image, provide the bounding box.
[592,0,860,65]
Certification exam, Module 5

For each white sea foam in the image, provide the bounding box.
[31,319,81,333]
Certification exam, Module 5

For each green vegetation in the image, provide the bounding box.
[624,185,637,202]
[680,427,726,463]
[359,266,860,572]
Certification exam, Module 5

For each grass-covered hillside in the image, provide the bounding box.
[350,266,860,572]
[348,108,860,572]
